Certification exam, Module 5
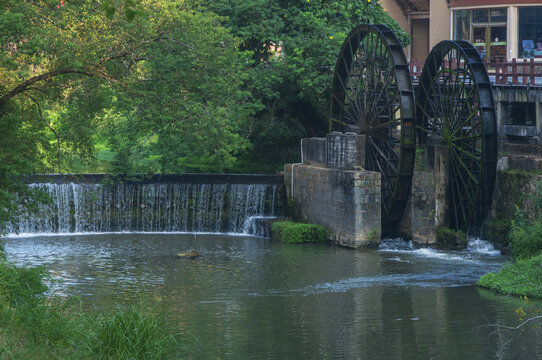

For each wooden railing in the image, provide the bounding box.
[490,58,542,85]
[408,58,542,86]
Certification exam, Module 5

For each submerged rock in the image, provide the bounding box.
[176,251,201,259]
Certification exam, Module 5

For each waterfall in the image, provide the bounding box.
[7,182,282,236]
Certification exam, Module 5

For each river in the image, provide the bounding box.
[3,233,541,359]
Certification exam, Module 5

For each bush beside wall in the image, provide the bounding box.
[271,221,326,244]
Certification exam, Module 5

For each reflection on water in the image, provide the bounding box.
[3,234,541,359]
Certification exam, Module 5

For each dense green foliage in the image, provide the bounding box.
[0,0,405,229]
[435,226,467,249]
[507,184,542,260]
[198,0,408,171]
[482,216,512,247]
[509,220,542,260]
[271,221,327,244]
[0,243,178,359]
[477,254,542,298]
[477,181,542,298]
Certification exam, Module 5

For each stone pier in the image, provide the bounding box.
[284,133,381,247]
[398,145,453,245]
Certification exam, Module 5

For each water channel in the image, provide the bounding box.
[4,233,541,359]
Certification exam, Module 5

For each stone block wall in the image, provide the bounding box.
[399,171,436,244]
[302,138,327,167]
[284,163,381,247]
[326,132,365,169]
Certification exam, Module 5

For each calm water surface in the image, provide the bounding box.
[4,234,541,359]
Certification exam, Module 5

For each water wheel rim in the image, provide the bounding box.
[416,40,497,230]
[329,24,415,229]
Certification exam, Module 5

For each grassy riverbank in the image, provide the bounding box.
[477,254,542,298]
[0,246,180,359]
[478,211,542,298]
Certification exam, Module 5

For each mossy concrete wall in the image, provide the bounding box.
[491,164,542,222]
[285,133,381,247]
[284,164,381,247]
[399,171,436,244]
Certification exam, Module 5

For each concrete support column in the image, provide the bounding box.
[508,6,518,61]
[434,145,449,228]
[537,101,542,141]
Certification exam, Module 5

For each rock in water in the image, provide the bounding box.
[176,251,201,259]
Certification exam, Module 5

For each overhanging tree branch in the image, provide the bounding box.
[0,67,115,107]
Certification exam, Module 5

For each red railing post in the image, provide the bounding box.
[495,60,502,84]
[523,58,528,85]
[530,58,535,85]
[512,58,518,85]
[503,59,509,84]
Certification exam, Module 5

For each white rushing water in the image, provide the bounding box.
[7,182,281,236]
[378,237,502,262]
[467,238,501,255]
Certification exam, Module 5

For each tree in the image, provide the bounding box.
[0,0,260,230]
[93,3,259,173]
[196,0,409,171]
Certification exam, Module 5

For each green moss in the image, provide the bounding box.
[477,254,542,298]
[436,226,466,248]
[415,147,425,171]
[271,221,327,244]
[285,198,303,222]
[366,229,380,243]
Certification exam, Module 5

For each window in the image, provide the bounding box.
[454,10,470,41]
[503,102,536,126]
[518,7,542,59]
[453,8,507,62]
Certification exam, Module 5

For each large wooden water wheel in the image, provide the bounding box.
[416,40,497,230]
[329,24,416,228]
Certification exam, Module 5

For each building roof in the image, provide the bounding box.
[394,0,429,14]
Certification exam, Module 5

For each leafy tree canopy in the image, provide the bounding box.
[0,0,407,228]
[195,0,408,170]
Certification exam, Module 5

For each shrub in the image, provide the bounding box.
[0,256,179,359]
[435,226,466,249]
[89,306,176,360]
[271,221,326,244]
[482,216,512,245]
[509,219,542,260]
[0,263,48,308]
[477,254,542,298]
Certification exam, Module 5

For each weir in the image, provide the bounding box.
[8,175,284,236]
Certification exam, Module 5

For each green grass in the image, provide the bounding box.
[271,221,327,244]
[89,306,177,360]
[477,254,542,298]
[0,252,181,360]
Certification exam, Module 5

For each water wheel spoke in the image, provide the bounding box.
[367,71,397,123]
[450,85,478,134]
[367,137,399,175]
[451,133,482,143]
[368,97,400,129]
[331,92,359,125]
[451,149,480,186]
[335,75,363,123]
[449,154,478,225]
[416,40,496,230]
[330,24,415,227]
[449,162,469,227]
[371,117,401,131]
